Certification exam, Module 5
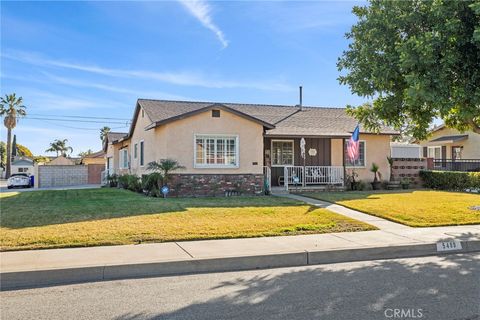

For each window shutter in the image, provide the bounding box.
[423,147,428,158]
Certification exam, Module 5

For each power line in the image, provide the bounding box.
[21,116,131,125]
[24,113,132,121]
[37,119,129,131]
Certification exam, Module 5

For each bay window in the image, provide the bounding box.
[195,135,238,167]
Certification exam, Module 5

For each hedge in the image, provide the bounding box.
[419,170,480,191]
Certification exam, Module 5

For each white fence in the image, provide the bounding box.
[283,166,344,191]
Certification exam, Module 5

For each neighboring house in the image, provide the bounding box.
[47,155,76,166]
[104,99,398,194]
[80,150,105,165]
[418,125,480,171]
[11,157,34,175]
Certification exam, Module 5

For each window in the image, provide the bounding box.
[134,143,138,159]
[344,140,366,167]
[119,149,128,169]
[427,146,441,160]
[140,141,144,166]
[195,135,238,167]
[18,168,29,173]
[212,110,220,118]
[271,140,294,166]
[452,146,462,160]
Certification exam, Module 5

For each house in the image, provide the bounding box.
[418,125,480,171]
[80,150,105,165]
[104,99,398,195]
[11,157,34,175]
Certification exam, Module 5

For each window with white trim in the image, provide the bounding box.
[271,140,294,166]
[427,146,441,160]
[344,140,366,167]
[119,149,129,169]
[195,135,238,167]
[140,141,144,166]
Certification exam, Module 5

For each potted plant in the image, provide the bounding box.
[401,178,410,189]
[370,163,382,190]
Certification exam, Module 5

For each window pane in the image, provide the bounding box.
[216,139,225,164]
[272,141,293,165]
[344,140,365,166]
[206,139,215,164]
[196,138,204,164]
[226,138,236,165]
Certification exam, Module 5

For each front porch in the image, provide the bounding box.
[263,136,347,192]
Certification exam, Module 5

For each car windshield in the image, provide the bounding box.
[10,173,29,178]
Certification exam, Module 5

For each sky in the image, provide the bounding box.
[1,0,367,156]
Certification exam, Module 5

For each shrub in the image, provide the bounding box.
[420,170,480,191]
[107,174,118,187]
[118,174,142,193]
[141,173,161,196]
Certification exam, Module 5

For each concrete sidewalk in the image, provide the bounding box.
[2,224,479,290]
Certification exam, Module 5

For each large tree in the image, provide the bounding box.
[46,139,73,157]
[338,0,480,139]
[0,94,27,178]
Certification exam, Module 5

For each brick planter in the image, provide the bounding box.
[167,174,264,197]
[391,158,427,186]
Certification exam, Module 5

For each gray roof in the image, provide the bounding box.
[430,135,468,143]
[134,99,398,137]
[106,132,127,143]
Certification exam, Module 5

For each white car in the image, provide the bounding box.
[7,173,32,189]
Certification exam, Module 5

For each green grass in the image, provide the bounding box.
[0,188,375,251]
[300,190,480,227]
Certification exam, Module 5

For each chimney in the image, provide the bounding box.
[299,86,303,111]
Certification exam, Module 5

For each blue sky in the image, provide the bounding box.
[1,0,366,155]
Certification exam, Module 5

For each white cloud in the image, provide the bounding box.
[2,50,293,91]
[178,0,228,48]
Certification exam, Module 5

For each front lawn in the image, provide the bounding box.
[0,188,374,251]
[300,190,480,227]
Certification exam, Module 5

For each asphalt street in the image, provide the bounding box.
[1,253,479,320]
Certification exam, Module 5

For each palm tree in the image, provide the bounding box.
[46,139,73,157]
[147,158,185,187]
[100,126,110,142]
[0,94,27,178]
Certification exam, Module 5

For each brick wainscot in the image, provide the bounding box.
[168,174,264,197]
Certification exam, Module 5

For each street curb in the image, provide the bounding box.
[2,240,479,291]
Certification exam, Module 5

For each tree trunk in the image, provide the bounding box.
[5,128,11,178]
[468,120,480,134]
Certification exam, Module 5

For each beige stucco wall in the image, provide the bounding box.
[160,110,264,174]
[116,106,264,176]
[419,127,480,159]
[331,134,392,182]
[331,139,343,166]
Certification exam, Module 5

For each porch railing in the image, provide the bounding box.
[432,159,480,172]
[283,166,344,191]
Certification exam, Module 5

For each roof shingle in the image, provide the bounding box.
[136,99,398,136]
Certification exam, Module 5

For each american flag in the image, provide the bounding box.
[347,125,360,163]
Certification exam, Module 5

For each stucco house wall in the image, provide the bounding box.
[419,127,480,159]
[331,134,391,182]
